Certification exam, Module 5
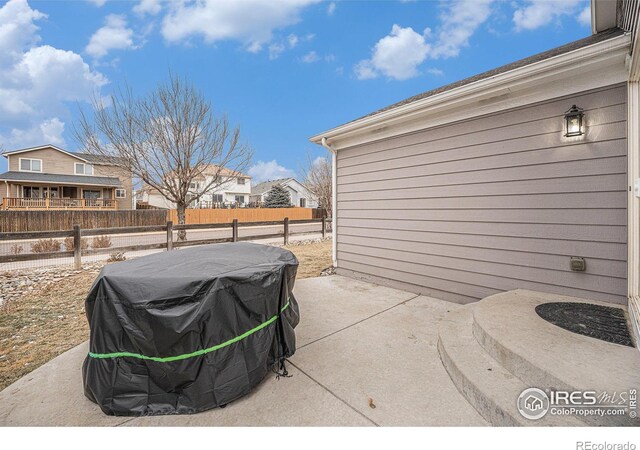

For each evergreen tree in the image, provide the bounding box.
[264,184,291,208]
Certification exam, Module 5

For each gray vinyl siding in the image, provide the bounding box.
[335,84,628,304]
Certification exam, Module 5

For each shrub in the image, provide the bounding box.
[63,236,89,252]
[264,184,292,208]
[91,235,112,249]
[10,244,23,255]
[107,251,126,262]
[31,239,61,253]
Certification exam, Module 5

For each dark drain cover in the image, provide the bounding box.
[535,302,635,347]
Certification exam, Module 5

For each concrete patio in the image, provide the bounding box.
[0,275,487,426]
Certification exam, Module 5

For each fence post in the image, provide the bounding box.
[166,221,173,251]
[232,219,238,242]
[321,216,326,239]
[284,217,289,245]
[73,224,81,269]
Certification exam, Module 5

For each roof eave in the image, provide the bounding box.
[1,145,90,162]
[310,33,631,148]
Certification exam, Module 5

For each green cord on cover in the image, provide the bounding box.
[88,302,290,363]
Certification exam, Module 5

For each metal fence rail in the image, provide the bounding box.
[0,217,332,270]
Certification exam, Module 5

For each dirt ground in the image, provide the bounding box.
[0,239,332,391]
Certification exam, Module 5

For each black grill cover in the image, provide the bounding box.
[82,242,299,416]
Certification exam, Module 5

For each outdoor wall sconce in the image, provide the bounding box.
[564,105,584,137]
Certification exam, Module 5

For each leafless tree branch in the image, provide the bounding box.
[300,151,332,217]
[74,74,254,240]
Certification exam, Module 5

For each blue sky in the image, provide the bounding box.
[0,0,592,181]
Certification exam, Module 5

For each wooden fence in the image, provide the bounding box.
[0,210,168,232]
[168,207,326,224]
[0,218,332,268]
[0,208,327,232]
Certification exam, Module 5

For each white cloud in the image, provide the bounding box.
[0,0,107,149]
[430,0,493,58]
[354,0,494,81]
[161,0,320,53]
[267,32,314,60]
[327,2,336,16]
[513,0,584,31]
[301,50,320,63]
[248,160,296,183]
[426,67,444,76]
[287,33,299,48]
[39,117,65,144]
[133,0,162,16]
[88,0,107,7]
[312,156,327,167]
[355,24,430,80]
[0,117,66,149]
[86,14,136,59]
[268,42,285,60]
[0,0,46,66]
[577,4,591,27]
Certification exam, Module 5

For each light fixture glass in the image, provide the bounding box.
[564,105,584,137]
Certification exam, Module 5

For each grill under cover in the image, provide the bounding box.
[82,242,299,416]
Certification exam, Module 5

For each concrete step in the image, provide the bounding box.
[437,307,583,426]
[471,289,640,427]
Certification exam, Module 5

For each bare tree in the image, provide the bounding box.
[300,152,332,217]
[74,74,253,240]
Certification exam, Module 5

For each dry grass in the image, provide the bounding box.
[284,239,332,279]
[0,240,332,390]
[0,270,97,391]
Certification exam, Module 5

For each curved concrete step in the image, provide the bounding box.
[437,307,583,426]
[472,289,640,427]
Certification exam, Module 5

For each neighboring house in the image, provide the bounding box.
[0,145,133,210]
[311,0,640,340]
[139,165,251,209]
[250,178,319,208]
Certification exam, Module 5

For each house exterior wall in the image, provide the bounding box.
[285,180,319,208]
[252,179,319,208]
[335,84,628,305]
[8,148,80,174]
[191,175,251,205]
[142,175,252,209]
[4,147,133,209]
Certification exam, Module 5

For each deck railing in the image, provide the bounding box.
[2,197,118,210]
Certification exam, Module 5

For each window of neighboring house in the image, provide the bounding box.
[299,198,306,207]
[23,186,41,198]
[212,194,224,203]
[82,190,101,199]
[189,182,200,190]
[115,189,126,198]
[235,195,245,205]
[237,177,245,185]
[20,158,42,172]
[75,163,93,175]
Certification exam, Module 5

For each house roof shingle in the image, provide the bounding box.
[251,178,295,196]
[0,171,122,187]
